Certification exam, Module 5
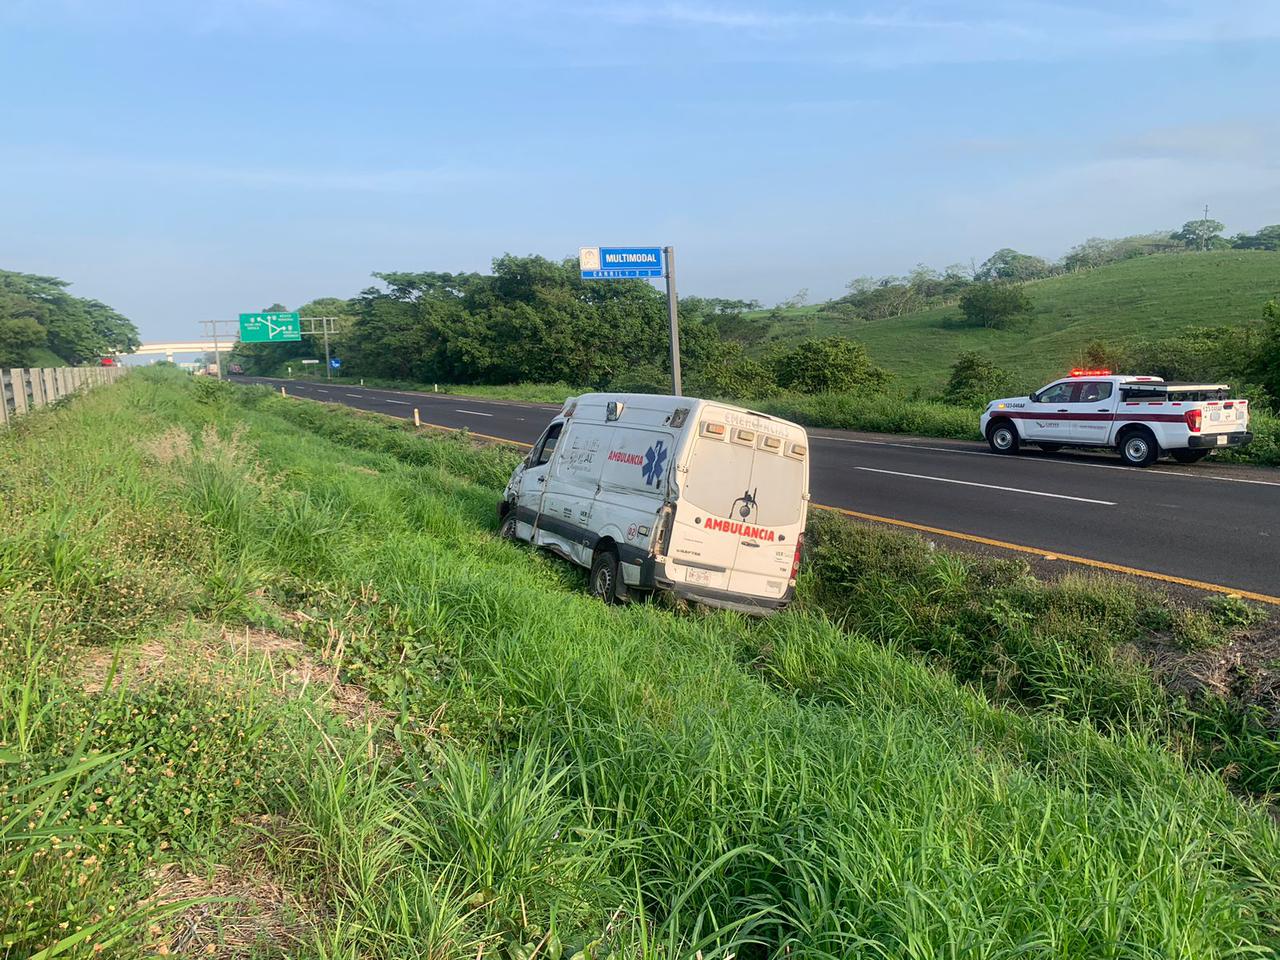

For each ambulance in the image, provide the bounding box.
[498,394,810,614]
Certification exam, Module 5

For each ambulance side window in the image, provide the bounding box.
[533,423,563,467]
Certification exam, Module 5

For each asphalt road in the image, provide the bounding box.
[238,376,1280,599]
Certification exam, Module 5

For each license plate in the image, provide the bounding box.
[1216,434,1228,445]
[685,567,713,586]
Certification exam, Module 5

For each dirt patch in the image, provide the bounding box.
[1146,621,1280,727]
[144,861,314,957]
[76,624,388,728]
[77,634,221,694]
[226,626,390,728]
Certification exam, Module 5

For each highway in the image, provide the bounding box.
[238,376,1280,601]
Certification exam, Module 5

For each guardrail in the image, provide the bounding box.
[0,366,127,427]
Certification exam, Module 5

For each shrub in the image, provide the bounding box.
[943,351,1013,405]
[958,282,1033,329]
[772,337,888,394]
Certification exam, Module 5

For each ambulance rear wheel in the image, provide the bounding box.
[590,549,626,604]
[987,421,1019,455]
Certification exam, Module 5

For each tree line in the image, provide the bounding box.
[228,255,888,398]
[815,220,1280,326]
[0,270,139,367]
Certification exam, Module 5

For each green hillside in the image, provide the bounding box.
[747,251,1280,391]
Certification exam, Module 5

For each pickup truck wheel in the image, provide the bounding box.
[1038,443,1063,453]
[987,421,1020,455]
[1171,449,1211,464]
[1118,429,1159,467]
[590,549,626,604]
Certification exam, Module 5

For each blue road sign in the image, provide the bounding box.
[329,358,342,369]
[579,246,664,279]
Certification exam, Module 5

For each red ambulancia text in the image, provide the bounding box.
[704,518,776,541]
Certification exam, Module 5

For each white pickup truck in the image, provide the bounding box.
[980,370,1253,467]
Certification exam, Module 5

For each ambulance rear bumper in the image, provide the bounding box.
[656,579,796,616]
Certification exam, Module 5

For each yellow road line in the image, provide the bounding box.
[415,419,533,449]
[812,504,1280,606]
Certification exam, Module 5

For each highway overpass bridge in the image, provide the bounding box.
[132,339,238,362]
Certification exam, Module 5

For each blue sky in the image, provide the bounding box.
[2,0,1278,342]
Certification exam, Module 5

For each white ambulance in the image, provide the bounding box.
[498,394,810,614]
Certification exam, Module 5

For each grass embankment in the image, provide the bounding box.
[3,369,1280,958]
[263,366,575,405]
[746,251,1280,391]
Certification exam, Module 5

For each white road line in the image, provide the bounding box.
[315,389,330,394]
[853,466,1117,505]
[384,399,410,405]
[345,393,363,398]
[814,434,1280,487]
[455,409,494,417]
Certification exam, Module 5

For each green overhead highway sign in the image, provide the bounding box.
[239,312,302,342]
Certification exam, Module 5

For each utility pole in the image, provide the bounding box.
[1203,204,1210,252]
[297,316,340,378]
[664,245,682,396]
[199,319,239,379]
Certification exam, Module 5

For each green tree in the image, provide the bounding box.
[1232,225,1280,251]
[0,270,138,363]
[1080,339,1129,373]
[1171,218,1226,251]
[958,282,1033,329]
[0,316,48,366]
[772,337,888,394]
[975,248,1053,282]
[943,352,1012,405]
[1251,299,1280,403]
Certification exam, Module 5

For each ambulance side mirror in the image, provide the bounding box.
[606,401,624,422]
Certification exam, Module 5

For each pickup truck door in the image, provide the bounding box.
[1068,380,1116,444]
[1021,381,1077,444]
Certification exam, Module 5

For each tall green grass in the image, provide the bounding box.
[3,368,1279,958]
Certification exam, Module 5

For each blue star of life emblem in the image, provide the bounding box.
[642,440,667,486]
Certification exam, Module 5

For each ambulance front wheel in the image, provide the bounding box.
[499,511,519,541]
[590,549,627,604]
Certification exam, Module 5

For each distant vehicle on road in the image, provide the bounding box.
[228,362,243,375]
[981,370,1253,466]
[499,394,809,614]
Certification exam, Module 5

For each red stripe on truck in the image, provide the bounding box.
[998,412,1187,423]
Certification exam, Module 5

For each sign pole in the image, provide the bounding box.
[664,245,681,396]
[324,321,331,380]
[212,323,222,380]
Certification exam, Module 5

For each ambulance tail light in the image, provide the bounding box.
[790,532,803,581]
[1184,408,1202,433]
[655,504,675,557]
